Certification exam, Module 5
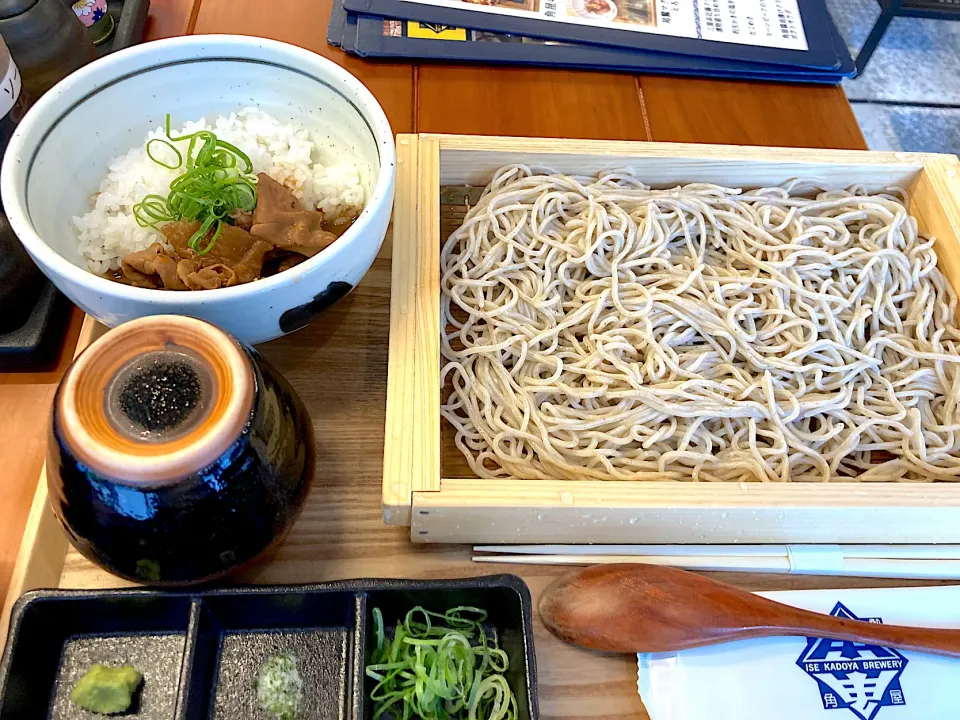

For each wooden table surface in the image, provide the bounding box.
[0,1,910,717]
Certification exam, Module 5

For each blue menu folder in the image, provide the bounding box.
[327,0,349,47]
[350,9,854,82]
[342,10,360,52]
[342,0,844,69]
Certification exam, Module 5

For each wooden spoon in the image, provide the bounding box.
[539,563,960,656]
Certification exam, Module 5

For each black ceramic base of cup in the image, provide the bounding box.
[47,316,315,586]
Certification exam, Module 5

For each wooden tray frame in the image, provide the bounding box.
[384,133,960,544]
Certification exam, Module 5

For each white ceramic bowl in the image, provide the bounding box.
[1,35,395,345]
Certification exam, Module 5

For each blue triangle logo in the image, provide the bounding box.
[796,603,908,720]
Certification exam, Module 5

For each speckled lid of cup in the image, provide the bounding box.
[56,315,254,485]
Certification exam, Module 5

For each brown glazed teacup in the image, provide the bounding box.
[47,315,314,585]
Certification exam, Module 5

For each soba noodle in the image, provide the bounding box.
[439,165,960,482]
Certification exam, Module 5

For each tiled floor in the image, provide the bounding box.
[827,0,960,153]
[850,103,960,154]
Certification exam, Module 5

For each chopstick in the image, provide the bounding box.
[474,544,960,559]
[472,545,960,579]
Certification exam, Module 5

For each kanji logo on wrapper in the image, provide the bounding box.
[796,603,908,720]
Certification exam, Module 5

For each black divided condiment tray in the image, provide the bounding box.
[0,575,539,720]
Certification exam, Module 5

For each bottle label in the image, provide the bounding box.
[72,0,109,28]
[0,57,27,210]
[0,56,22,121]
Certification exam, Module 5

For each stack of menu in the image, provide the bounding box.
[329,0,854,83]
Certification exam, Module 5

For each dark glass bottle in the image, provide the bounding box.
[0,32,29,194]
[0,32,42,332]
[0,0,97,333]
[0,0,96,99]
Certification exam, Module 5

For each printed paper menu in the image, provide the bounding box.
[394,0,808,50]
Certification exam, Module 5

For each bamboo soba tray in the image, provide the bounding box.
[385,134,960,544]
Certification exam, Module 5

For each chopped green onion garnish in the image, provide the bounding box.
[145,138,182,169]
[365,606,518,720]
[132,114,258,255]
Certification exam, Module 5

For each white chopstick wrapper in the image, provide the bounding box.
[786,545,845,573]
[473,546,960,578]
[637,585,960,720]
[475,545,960,559]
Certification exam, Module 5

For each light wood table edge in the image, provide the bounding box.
[0,318,105,652]
[0,472,66,651]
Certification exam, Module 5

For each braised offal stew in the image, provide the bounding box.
[106,175,358,290]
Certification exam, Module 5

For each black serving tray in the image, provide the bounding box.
[0,575,539,720]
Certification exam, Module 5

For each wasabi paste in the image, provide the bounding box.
[70,663,143,714]
[257,653,302,720]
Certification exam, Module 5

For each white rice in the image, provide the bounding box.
[74,107,367,273]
